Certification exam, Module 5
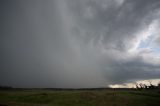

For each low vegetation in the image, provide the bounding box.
[0,88,160,106]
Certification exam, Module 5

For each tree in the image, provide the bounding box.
[148,81,155,89]
[157,82,160,88]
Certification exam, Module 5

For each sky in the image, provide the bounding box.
[1,0,160,88]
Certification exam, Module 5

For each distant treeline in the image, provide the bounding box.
[0,82,160,90]
[0,86,129,91]
[135,82,160,90]
[0,87,110,91]
[0,86,13,90]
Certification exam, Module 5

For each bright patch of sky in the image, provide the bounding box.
[138,34,155,49]
[152,48,160,55]
[135,20,160,55]
[109,79,160,88]
[138,34,160,56]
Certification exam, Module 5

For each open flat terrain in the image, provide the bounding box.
[0,89,160,106]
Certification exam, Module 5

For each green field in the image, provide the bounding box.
[0,89,160,106]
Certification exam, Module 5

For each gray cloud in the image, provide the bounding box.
[103,57,160,84]
[68,0,160,50]
[1,0,160,88]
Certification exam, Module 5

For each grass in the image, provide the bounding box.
[0,89,160,106]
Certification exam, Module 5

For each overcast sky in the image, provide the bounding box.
[1,0,160,88]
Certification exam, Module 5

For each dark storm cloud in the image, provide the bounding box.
[1,0,160,88]
[103,57,160,84]
[67,0,160,50]
[0,0,73,87]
